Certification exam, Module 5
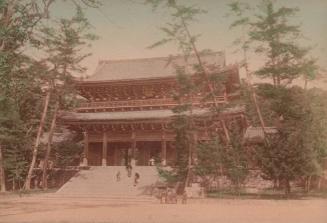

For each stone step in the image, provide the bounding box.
[43,194,158,204]
[57,166,162,200]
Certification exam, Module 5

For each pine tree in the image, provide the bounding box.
[228,1,268,143]
[248,0,317,86]
[0,0,100,191]
[195,138,224,189]
[146,0,243,191]
[24,6,97,190]
[255,85,327,194]
[40,7,97,189]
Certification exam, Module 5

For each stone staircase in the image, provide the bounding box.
[53,166,161,203]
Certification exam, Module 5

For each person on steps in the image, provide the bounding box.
[134,172,140,186]
[126,164,132,177]
[116,171,121,182]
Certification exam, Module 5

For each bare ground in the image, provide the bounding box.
[0,194,326,223]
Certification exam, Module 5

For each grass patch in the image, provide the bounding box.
[207,188,327,200]
[0,188,58,198]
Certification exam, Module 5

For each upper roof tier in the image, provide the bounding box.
[84,51,225,82]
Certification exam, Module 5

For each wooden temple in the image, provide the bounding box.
[60,52,246,166]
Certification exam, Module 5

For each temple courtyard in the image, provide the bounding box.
[0,194,326,223]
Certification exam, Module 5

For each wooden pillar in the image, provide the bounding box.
[161,132,167,166]
[131,131,136,166]
[192,132,198,165]
[82,131,89,166]
[102,132,108,166]
[113,147,117,166]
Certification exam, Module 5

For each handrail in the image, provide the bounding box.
[78,96,226,110]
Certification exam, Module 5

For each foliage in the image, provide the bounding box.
[4,146,28,189]
[0,96,30,189]
[255,85,327,193]
[223,128,248,189]
[159,67,196,185]
[0,0,50,191]
[195,130,248,190]
[146,1,244,192]
[52,139,83,168]
[0,0,100,191]
[146,0,205,56]
[35,5,98,110]
[228,1,323,194]
[194,138,224,189]
[228,0,318,86]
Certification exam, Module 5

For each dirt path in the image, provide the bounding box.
[0,195,326,223]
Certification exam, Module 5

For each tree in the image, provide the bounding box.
[0,0,100,191]
[227,1,323,195]
[248,0,317,86]
[228,1,268,143]
[52,139,83,169]
[195,128,248,192]
[146,0,233,190]
[146,0,231,141]
[224,128,248,191]
[36,7,97,189]
[155,66,197,190]
[171,68,198,188]
[255,85,327,194]
[195,138,224,189]
[0,0,55,191]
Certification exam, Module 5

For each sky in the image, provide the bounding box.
[52,0,327,86]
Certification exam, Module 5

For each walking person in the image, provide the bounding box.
[116,171,121,182]
[126,164,132,177]
[134,172,140,186]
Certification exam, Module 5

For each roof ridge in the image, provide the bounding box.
[97,51,224,65]
[86,51,227,81]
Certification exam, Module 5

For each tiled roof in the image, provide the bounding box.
[84,52,225,82]
[60,106,245,122]
[60,109,211,121]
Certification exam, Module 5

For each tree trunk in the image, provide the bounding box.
[273,177,278,190]
[305,175,312,193]
[184,93,196,191]
[42,101,59,190]
[242,48,268,144]
[317,177,322,190]
[0,145,6,192]
[12,177,15,191]
[304,78,308,90]
[24,90,51,190]
[284,179,291,196]
[180,18,231,143]
[276,75,281,86]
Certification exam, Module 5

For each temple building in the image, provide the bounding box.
[61,52,246,167]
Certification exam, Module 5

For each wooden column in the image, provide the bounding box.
[82,131,89,166]
[102,132,108,166]
[161,132,167,166]
[131,131,136,166]
[192,132,198,165]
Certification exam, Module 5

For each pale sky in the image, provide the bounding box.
[52,0,327,85]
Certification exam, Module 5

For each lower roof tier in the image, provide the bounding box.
[60,106,245,122]
[59,107,246,135]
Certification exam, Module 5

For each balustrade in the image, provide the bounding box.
[77,96,226,112]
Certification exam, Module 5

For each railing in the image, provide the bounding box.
[77,96,227,111]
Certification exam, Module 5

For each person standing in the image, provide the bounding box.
[116,171,121,182]
[126,164,132,177]
[149,157,155,166]
[134,172,140,186]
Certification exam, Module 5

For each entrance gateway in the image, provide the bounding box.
[60,52,246,166]
[87,141,173,166]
